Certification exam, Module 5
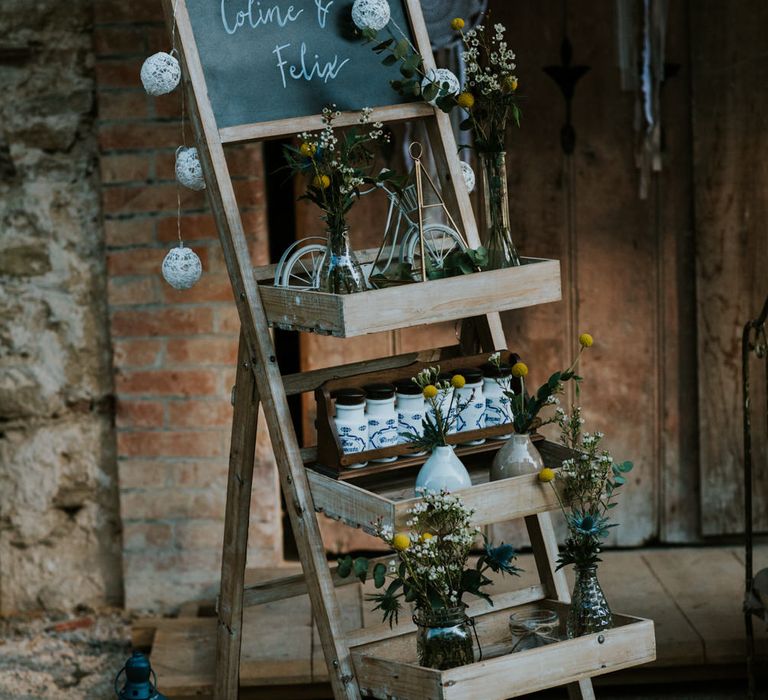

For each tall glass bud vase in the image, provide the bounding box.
[567,565,613,638]
[318,220,367,294]
[480,151,521,269]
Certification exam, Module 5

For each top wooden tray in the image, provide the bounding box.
[258,257,561,337]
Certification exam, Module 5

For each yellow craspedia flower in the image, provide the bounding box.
[450,17,465,30]
[423,384,439,399]
[299,142,316,157]
[457,92,475,109]
[393,532,411,551]
[312,174,330,189]
[420,532,434,542]
[538,467,556,483]
[451,374,466,389]
[511,362,528,378]
[503,75,519,92]
[579,332,594,348]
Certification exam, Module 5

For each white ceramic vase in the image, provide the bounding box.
[490,433,543,481]
[415,445,472,496]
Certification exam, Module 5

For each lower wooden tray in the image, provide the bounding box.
[352,600,656,700]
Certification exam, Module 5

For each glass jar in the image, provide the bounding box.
[332,389,368,468]
[317,219,368,293]
[481,361,514,440]
[364,383,398,462]
[452,368,485,445]
[508,609,560,652]
[567,565,613,638]
[414,605,475,670]
[395,380,426,455]
[479,151,521,269]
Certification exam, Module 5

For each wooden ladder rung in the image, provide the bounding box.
[241,554,393,608]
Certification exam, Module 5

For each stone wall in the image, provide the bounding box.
[93,1,282,609]
[0,1,122,612]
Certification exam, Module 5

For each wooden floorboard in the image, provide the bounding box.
[144,546,768,698]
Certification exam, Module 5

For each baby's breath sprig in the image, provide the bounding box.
[283,105,402,233]
[540,412,633,570]
[337,490,521,626]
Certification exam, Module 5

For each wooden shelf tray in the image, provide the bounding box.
[307,441,568,531]
[352,600,656,700]
[258,257,561,337]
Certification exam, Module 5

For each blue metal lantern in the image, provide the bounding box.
[114,651,167,700]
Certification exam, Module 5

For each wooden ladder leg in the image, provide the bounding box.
[214,330,260,700]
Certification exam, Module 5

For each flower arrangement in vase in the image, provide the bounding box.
[337,489,520,669]
[538,407,633,638]
[487,333,593,481]
[400,367,473,495]
[361,15,523,269]
[283,106,403,293]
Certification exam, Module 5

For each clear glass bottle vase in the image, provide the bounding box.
[317,219,367,294]
[414,605,475,670]
[567,565,613,638]
[479,151,521,269]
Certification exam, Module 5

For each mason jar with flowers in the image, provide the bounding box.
[283,106,402,293]
[487,333,593,481]
[337,489,521,669]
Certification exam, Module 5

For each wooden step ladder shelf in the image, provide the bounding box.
[160,1,655,698]
[259,257,561,337]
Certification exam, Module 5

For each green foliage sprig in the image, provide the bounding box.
[488,333,591,435]
[361,16,522,154]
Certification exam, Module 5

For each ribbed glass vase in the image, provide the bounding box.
[566,565,613,638]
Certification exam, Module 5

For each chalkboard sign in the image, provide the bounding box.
[186,0,416,129]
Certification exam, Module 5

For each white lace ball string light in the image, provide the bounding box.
[351,0,391,31]
[175,146,206,191]
[162,245,203,290]
[420,67,460,105]
[151,0,203,290]
[140,51,181,96]
[460,160,476,193]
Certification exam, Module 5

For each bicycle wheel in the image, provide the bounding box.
[275,237,327,289]
[401,224,466,275]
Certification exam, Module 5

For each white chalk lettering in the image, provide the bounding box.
[315,0,333,28]
[288,42,350,83]
[221,1,303,35]
[273,43,292,88]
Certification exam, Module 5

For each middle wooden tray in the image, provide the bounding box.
[307,440,569,532]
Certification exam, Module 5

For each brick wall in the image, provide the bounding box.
[94,1,282,609]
